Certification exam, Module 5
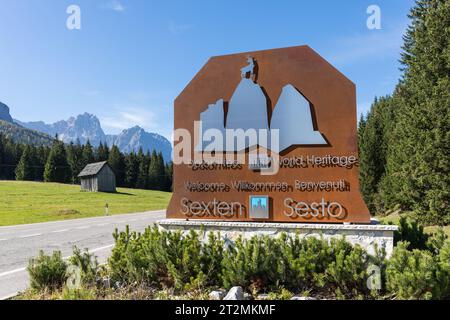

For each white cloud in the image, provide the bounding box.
[101,106,155,132]
[106,1,125,12]
[168,21,192,35]
[325,23,407,67]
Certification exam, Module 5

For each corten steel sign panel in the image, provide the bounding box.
[167,45,371,223]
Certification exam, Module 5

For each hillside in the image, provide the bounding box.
[0,120,54,146]
[0,180,171,226]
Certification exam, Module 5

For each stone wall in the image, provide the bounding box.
[158,219,398,258]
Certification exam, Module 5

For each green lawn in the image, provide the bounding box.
[379,211,450,237]
[0,180,171,226]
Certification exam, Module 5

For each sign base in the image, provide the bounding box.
[158,219,398,257]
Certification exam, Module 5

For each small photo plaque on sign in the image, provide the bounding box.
[249,195,269,219]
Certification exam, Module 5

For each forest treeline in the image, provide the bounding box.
[358,0,449,225]
[0,134,173,192]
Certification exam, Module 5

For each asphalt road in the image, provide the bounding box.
[0,210,166,299]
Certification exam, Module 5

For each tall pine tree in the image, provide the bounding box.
[82,140,95,167]
[108,145,125,187]
[15,144,34,181]
[124,152,139,188]
[44,140,71,183]
[380,0,449,224]
[96,142,110,162]
[359,0,449,224]
[136,148,149,189]
[67,142,84,183]
[148,151,165,190]
[358,96,395,213]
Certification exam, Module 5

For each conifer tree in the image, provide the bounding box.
[96,142,110,161]
[15,144,34,181]
[148,151,165,190]
[164,161,173,192]
[108,145,125,186]
[4,141,20,179]
[82,140,95,166]
[358,96,395,213]
[136,148,148,189]
[67,142,84,183]
[380,0,449,224]
[44,140,71,183]
[124,152,139,188]
[34,145,48,181]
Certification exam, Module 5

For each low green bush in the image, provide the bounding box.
[27,225,450,300]
[69,246,100,287]
[386,241,450,299]
[276,234,332,291]
[324,239,369,296]
[394,217,429,250]
[108,225,223,290]
[108,227,375,297]
[221,235,280,292]
[27,250,67,291]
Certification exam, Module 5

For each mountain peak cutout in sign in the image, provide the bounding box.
[196,57,327,152]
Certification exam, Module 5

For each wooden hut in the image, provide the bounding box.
[78,161,116,192]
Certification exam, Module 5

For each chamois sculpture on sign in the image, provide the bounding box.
[240,57,256,80]
[197,57,327,153]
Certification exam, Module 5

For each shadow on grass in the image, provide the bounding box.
[114,191,136,196]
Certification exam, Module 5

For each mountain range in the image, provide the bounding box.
[0,102,172,162]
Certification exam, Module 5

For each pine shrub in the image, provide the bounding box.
[27,250,67,291]
[276,234,333,290]
[325,239,369,297]
[394,217,429,250]
[221,236,280,291]
[386,241,449,299]
[108,226,220,291]
[69,246,100,287]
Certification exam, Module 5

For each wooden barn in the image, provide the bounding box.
[78,161,116,192]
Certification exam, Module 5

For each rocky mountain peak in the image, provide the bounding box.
[0,102,13,123]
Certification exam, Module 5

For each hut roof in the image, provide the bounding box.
[78,161,109,178]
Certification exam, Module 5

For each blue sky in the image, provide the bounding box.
[0,0,414,139]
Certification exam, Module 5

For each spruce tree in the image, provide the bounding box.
[67,142,84,183]
[136,148,149,189]
[358,96,395,213]
[82,140,95,166]
[4,142,21,180]
[157,152,166,190]
[35,145,48,181]
[124,152,138,188]
[148,151,165,190]
[96,142,110,162]
[15,144,34,181]
[108,145,125,186]
[380,0,449,224]
[44,140,71,183]
[164,161,173,192]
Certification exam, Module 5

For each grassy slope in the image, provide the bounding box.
[379,211,450,237]
[0,181,171,226]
